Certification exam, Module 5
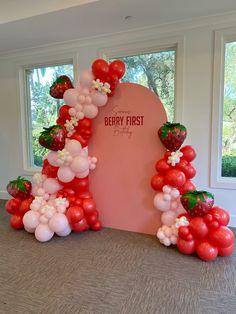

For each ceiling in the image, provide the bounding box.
[0,0,236,55]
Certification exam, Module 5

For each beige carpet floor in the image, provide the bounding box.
[0,199,236,314]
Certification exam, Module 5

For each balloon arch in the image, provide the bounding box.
[5,59,234,262]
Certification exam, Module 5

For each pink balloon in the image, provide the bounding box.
[80,70,94,88]
[83,104,98,119]
[161,211,178,226]
[43,178,62,194]
[35,224,54,242]
[76,169,90,178]
[56,225,72,237]
[153,192,171,212]
[47,151,59,167]
[70,156,89,173]
[91,91,108,107]
[63,88,78,107]
[23,211,40,230]
[65,139,82,157]
[48,213,69,233]
[57,166,75,183]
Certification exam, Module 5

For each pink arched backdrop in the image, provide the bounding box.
[89,83,167,234]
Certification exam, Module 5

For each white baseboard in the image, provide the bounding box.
[0,190,10,200]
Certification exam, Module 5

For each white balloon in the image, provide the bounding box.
[47,152,59,167]
[161,211,178,226]
[70,156,89,173]
[57,166,75,183]
[76,169,90,178]
[23,211,40,230]
[63,88,78,107]
[83,104,98,119]
[153,192,171,212]
[24,226,35,233]
[43,178,62,194]
[56,224,72,237]
[91,91,108,107]
[163,237,171,246]
[35,224,54,242]
[49,213,69,233]
[65,139,82,157]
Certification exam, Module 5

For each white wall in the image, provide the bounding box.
[0,14,236,225]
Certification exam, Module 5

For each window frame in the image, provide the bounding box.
[18,55,78,174]
[211,28,236,189]
[98,36,184,122]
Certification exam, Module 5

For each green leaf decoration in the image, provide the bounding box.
[159,122,187,140]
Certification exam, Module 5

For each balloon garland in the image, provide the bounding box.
[5,59,126,242]
[152,122,235,261]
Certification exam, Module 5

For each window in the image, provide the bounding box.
[110,49,176,122]
[211,29,236,189]
[25,63,74,168]
[221,42,236,178]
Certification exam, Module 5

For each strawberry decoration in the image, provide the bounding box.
[39,125,66,151]
[49,75,73,99]
[7,177,32,200]
[181,190,214,217]
[158,122,187,151]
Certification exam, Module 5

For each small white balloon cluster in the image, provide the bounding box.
[63,70,109,122]
[153,185,185,227]
[46,139,97,183]
[156,216,190,247]
[23,195,71,242]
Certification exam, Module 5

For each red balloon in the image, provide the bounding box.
[42,159,59,178]
[70,177,89,193]
[189,217,209,239]
[82,199,96,215]
[177,238,195,255]
[70,133,88,147]
[78,191,93,199]
[164,169,186,188]
[175,159,196,179]
[66,206,84,224]
[77,117,92,131]
[91,220,102,231]
[92,59,109,79]
[5,198,21,215]
[72,218,89,232]
[180,146,196,162]
[164,151,172,160]
[210,207,230,226]
[218,244,234,256]
[178,226,190,240]
[155,159,171,174]
[86,210,98,225]
[56,118,65,127]
[109,60,126,79]
[195,240,218,261]
[18,198,32,216]
[10,215,23,229]
[209,226,234,248]
[59,105,71,121]
[150,173,165,191]
[178,180,196,195]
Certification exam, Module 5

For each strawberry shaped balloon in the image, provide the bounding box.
[181,191,214,217]
[39,125,66,151]
[50,75,73,99]
[158,122,187,152]
[7,176,32,200]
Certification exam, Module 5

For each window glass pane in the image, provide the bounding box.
[111,50,175,122]
[26,63,74,168]
[222,42,236,178]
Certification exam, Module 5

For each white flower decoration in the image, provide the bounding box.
[167,150,183,166]
[175,216,189,228]
[92,79,103,91]
[57,149,73,166]
[101,82,111,94]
